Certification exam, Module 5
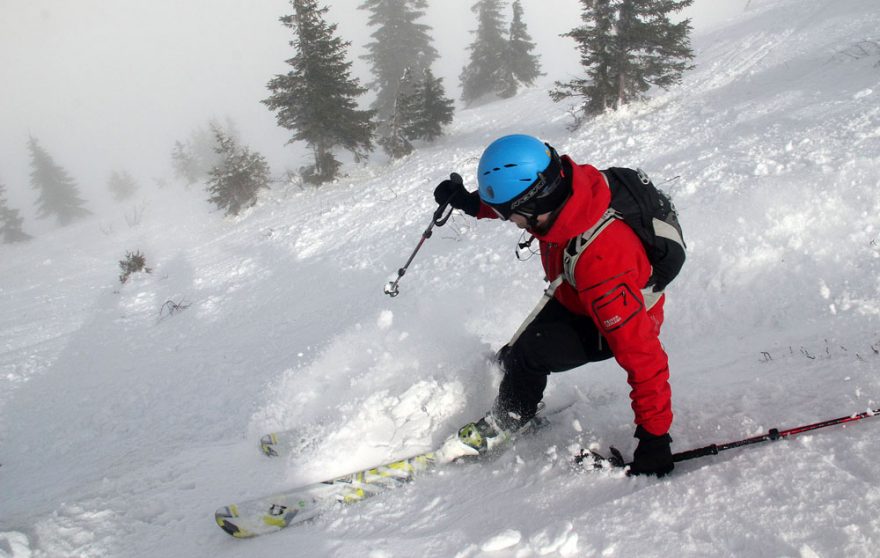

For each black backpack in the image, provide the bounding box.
[562,167,685,296]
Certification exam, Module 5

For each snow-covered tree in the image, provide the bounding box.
[617,0,695,100]
[460,0,509,105]
[263,0,375,185]
[171,141,202,186]
[171,120,239,186]
[379,66,455,158]
[0,180,31,243]
[378,68,417,159]
[499,0,542,98]
[118,250,151,284]
[404,68,455,142]
[552,0,694,123]
[205,127,271,217]
[359,0,438,124]
[107,170,139,202]
[27,137,91,226]
[551,0,617,117]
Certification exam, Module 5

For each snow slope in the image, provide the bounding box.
[2,0,880,556]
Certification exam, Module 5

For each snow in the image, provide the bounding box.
[2,0,880,556]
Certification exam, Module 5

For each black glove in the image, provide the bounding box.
[628,425,674,477]
[433,173,481,217]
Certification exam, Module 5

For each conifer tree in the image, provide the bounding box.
[551,0,617,117]
[206,127,271,217]
[378,68,416,159]
[263,0,375,185]
[171,141,202,186]
[617,0,694,101]
[404,68,455,142]
[552,0,694,124]
[27,137,91,226]
[499,0,542,98]
[460,0,509,105]
[171,121,238,186]
[0,180,31,243]
[381,67,455,157]
[107,170,140,202]
[359,0,438,123]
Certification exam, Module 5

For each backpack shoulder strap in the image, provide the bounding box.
[562,208,619,290]
[562,210,665,310]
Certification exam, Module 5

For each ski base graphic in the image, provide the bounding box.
[215,451,438,538]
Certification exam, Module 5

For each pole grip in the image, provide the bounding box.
[432,173,463,225]
[433,202,450,224]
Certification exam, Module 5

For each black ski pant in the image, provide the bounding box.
[495,297,613,422]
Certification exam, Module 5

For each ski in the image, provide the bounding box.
[215,450,439,538]
[221,402,572,538]
[258,400,569,459]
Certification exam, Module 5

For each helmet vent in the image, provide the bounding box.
[504,164,517,168]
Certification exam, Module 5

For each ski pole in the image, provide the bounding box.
[670,406,880,464]
[579,406,880,469]
[384,173,460,298]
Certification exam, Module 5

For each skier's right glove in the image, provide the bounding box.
[433,174,481,217]
[628,425,674,477]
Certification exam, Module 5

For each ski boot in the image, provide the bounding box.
[437,403,545,463]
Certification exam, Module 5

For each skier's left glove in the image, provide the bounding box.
[433,175,481,217]
[628,425,673,477]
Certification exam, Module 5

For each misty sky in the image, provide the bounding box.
[0,0,747,225]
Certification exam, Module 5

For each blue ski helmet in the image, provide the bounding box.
[477,134,568,220]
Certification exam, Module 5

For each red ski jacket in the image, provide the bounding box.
[476,156,673,436]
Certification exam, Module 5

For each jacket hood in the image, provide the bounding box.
[533,157,610,244]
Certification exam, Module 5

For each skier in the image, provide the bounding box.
[433,134,675,477]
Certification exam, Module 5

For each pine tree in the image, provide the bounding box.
[552,0,694,124]
[550,0,618,117]
[171,140,202,186]
[171,120,239,186]
[206,126,271,217]
[0,180,31,243]
[500,0,542,98]
[263,0,375,185]
[378,68,416,159]
[27,137,91,226]
[404,68,455,142]
[460,0,510,105]
[359,0,438,124]
[617,0,695,102]
[107,170,140,202]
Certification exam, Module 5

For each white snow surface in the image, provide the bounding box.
[3,1,880,556]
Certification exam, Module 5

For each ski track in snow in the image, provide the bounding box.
[2,0,880,556]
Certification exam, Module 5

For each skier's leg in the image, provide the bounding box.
[494,298,613,425]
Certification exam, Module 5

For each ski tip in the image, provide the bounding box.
[215,506,254,539]
[260,433,279,457]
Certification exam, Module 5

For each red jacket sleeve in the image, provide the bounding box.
[573,222,673,436]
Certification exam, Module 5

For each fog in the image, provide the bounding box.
[0,0,747,227]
